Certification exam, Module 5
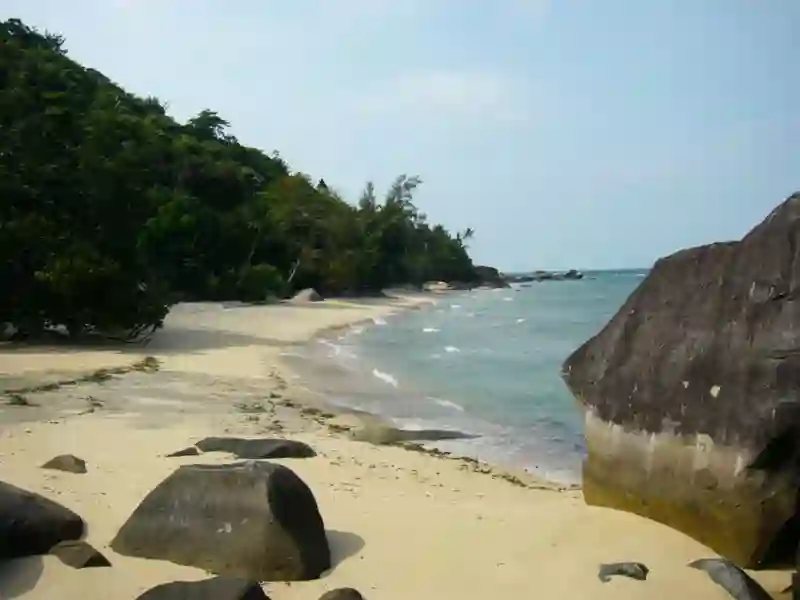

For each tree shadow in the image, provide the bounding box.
[0,556,44,599]
[326,530,365,567]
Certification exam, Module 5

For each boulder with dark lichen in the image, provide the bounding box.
[0,481,84,559]
[562,194,800,568]
[111,461,330,580]
[136,577,269,600]
[319,589,365,600]
[195,437,315,459]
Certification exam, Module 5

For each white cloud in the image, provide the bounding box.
[353,70,531,124]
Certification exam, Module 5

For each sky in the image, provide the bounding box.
[3,1,799,271]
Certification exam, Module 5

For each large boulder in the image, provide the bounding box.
[0,481,85,559]
[195,437,316,459]
[562,194,800,568]
[110,461,330,580]
[136,577,269,600]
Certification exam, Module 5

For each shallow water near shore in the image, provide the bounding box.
[283,270,646,484]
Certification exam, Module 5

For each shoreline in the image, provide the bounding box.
[0,295,788,599]
[275,293,580,492]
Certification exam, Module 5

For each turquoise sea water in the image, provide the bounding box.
[284,270,646,484]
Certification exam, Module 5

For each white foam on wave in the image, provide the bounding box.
[349,325,365,335]
[428,396,465,412]
[422,327,440,333]
[503,297,514,302]
[430,353,442,359]
[516,318,526,323]
[372,316,387,325]
[444,345,460,354]
[317,338,342,357]
[371,368,399,387]
[450,304,461,309]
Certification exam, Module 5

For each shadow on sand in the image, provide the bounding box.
[326,529,366,568]
[0,556,44,599]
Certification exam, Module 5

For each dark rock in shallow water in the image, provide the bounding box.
[319,589,365,600]
[41,454,87,474]
[195,437,316,459]
[111,461,330,580]
[0,481,84,559]
[688,558,772,600]
[597,562,649,583]
[562,194,800,567]
[166,446,201,458]
[49,540,111,568]
[136,577,269,600]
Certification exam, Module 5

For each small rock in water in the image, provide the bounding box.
[136,576,269,600]
[41,454,87,474]
[49,540,111,568]
[598,561,650,583]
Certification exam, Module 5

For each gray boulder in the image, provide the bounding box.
[687,559,772,600]
[41,454,87,474]
[0,481,84,559]
[319,589,365,600]
[195,437,315,459]
[136,577,269,600]
[562,194,800,567]
[111,461,330,580]
[166,446,201,458]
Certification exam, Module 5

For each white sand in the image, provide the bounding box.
[0,296,790,599]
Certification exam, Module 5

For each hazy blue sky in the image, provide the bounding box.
[4,1,798,271]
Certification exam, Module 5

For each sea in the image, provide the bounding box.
[282,269,647,484]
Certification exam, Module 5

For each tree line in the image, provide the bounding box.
[1,19,485,339]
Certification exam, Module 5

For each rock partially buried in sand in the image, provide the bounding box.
[562,194,800,567]
[350,423,477,445]
[319,588,366,600]
[598,562,649,583]
[111,461,331,581]
[49,540,111,568]
[0,481,84,559]
[195,437,316,459]
[136,576,269,600]
[41,454,87,474]
[687,558,772,600]
[166,446,201,457]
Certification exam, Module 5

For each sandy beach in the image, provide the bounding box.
[0,294,790,600]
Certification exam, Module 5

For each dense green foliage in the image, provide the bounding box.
[1,19,480,338]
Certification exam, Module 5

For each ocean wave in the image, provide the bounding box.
[372,316,387,325]
[371,368,399,387]
[349,325,365,335]
[503,297,514,302]
[450,304,462,309]
[422,327,440,333]
[444,345,460,354]
[428,396,465,412]
[516,318,526,323]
